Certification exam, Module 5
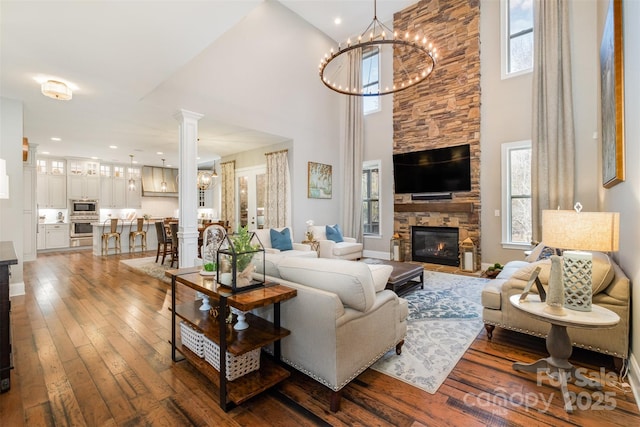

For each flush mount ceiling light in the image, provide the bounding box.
[41,80,72,100]
[319,0,437,96]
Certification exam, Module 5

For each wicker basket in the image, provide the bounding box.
[203,336,261,381]
[179,321,205,357]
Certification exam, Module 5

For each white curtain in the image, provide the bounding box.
[341,50,364,241]
[531,0,575,242]
[220,161,236,231]
[264,149,291,228]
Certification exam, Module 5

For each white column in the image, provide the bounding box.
[174,109,203,268]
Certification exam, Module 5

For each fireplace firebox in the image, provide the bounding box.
[411,226,459,266]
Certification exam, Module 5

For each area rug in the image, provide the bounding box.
[371,270,489,394]
[120,256,173,283]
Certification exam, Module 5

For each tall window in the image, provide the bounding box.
[362,46,380,115]
[362,160,380,235]
[502,0,533,78]
[501,141,532,246]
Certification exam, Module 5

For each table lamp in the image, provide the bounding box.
[541,203,620,315]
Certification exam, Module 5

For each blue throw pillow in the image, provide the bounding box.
[270,228,293,251]
[325,224,344,243]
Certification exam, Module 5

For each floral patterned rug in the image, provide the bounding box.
[371,270,489,394]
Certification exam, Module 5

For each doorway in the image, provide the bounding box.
[236,165,266,230]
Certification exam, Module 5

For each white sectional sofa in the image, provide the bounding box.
[253,256,408,412]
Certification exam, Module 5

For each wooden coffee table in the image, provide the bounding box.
[362,258,424,296]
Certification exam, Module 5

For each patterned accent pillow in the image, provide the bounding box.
[536,246,563,261]
[270,228,293,251]
[325,224,344,243]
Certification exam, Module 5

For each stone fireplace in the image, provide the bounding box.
[411,226,460,266]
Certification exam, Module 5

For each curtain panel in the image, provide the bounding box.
[264,149,291,229]
[220,161,236,231]
[531,0,575,241]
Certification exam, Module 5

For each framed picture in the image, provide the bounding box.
[519,266,546,302]
[307,162,332,199]
[600,0,625,188]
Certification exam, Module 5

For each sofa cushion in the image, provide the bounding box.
[260,250,317,277]
[270,228,293,251]
[326,224,344,243]
[277,257,376,312]
[366,264,393,293]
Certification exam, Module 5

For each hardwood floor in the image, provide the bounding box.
[1,249,638,426]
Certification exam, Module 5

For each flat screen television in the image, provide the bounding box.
[393,144,471,194]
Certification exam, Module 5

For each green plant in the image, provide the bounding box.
[487,263,504,272]
[203,262,216,272]
[229,226,260,272]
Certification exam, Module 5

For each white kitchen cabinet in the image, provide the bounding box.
[126,179,142,209]
[68,175,100,200]
[37,174,67,208]
[45,223,69,249]
[100,164,129,208]
[37,224,46,250]
[36,158,67,208]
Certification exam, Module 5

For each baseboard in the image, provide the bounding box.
[362,250,390,260]
[628,351,640,411]
[10,281,25,297]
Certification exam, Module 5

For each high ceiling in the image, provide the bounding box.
[0,0,415,167]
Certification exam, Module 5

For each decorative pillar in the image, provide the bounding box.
[174,109,203,268]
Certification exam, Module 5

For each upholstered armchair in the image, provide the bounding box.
[309,224,363,260]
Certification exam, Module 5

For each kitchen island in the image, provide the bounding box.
[92,220,159,256]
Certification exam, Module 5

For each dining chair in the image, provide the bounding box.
[169,222,179,267]
[155,221,172,264]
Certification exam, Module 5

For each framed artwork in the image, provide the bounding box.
[600,0,625,188]
[307,162,332,199]
[519,266,546,302]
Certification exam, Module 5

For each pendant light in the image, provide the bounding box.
[128,154,136,191]
[160,159,168,192]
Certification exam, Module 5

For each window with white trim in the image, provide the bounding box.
[362,46,380,115]
[362,160,380,236]
[501,0,534,78]
[501,141,532,247]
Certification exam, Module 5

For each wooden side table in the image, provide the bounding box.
[301,240,320,254]
[509,294,620,412]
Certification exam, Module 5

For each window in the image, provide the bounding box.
[501,141,532,247]
[502,0,533,78]
[362,160,380,235]
[362,46,380,115]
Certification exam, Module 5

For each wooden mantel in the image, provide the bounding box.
[394,202,474,213]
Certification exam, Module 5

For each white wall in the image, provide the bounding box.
[479,0,600,265]
[0,97,25,288]
[599,0,640,395]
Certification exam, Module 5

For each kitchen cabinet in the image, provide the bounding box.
[68,175,100,200]
[37,224,46,250]
[44,224,69,249]
[36,158,67,208]
[126,166,142,209]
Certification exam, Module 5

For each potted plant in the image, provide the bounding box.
[217,226,265,292]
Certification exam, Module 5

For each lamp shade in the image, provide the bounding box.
[541,210,619,252]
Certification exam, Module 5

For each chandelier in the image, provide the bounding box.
[41,80,73,100]
[128,154,136,191]
[318,0,437,96]
[197,161,217,190]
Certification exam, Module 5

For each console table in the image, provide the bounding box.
[0,241,18,393]
[509,294,620,412]
[166,267,296,411]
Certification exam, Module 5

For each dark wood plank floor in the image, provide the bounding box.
[1,249,638,426]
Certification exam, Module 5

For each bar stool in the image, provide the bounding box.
[101,218,123,255]
[155,221,172,264]
[169,222,179,267]
[129,218,149,253]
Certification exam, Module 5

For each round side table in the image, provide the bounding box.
[509,294,620,413]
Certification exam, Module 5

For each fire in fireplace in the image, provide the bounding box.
[411,226,459,266]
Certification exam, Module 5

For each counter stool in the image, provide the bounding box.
[155,221,172,264]
[101,218,123,255]
[129,218,149,252]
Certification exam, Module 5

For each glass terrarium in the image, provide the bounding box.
[216,227,265,293]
